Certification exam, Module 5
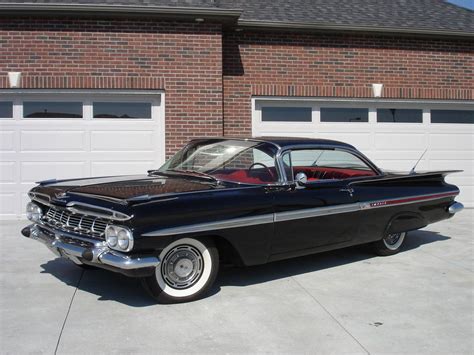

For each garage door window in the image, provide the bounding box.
[320,108,368,122]
[93,102,152,119]
[377,109,422,123]
[23,101,83,118]
[0,101,13,118]
[262,107,312,122]
[431,110,474,124]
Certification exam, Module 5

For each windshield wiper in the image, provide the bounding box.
[148,170,172,177]
[166,169,220,183]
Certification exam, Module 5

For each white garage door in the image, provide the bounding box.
[253,98,474,207]
[0,91,165,218]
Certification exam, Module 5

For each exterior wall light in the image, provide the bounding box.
[195,18,205,22]
[8,72,21,88]
[372,83,383,98]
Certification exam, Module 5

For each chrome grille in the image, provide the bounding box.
[43,206,109,239]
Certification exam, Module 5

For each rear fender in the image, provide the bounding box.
[384,211,427,236]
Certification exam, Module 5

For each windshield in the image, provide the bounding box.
[158,139,280,184]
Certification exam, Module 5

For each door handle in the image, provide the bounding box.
[339,187,354,197]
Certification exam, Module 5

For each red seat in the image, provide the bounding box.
[213,167,277,184]
[294,166,375,180]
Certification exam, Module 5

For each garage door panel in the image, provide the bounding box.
[444,176,473,186]
[430,134,474,151]
[256,123,314,137]
[0,131,16,151]
[429,151,473,160]
[456,188,474,206]
[430,160,473,175]
[21,131,86,151]
[0,162,16,182]
[259,131,313,138]
[370,151,428,160]
[21,161,87,183]
[20,192,30,216]
[317,132,372,150]
[429,125,474,134]
[373,159,429,171]
[86,152,158,161]
[375,133,427,151]
[91,131,155,151]
[0,193,16,215]
[91,161,154,176]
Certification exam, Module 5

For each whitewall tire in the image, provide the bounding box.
[373,232,407,256]
[141,237,219,303]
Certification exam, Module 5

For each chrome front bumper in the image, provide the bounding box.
[22,224,160,277]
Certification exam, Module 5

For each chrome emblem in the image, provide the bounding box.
[55,192,68,199]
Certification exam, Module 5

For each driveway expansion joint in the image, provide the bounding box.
[290,276,371,355]
[54,269,84,355]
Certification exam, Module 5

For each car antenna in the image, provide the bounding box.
[409,148,428,175]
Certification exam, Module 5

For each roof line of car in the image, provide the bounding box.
[191,136,356,150]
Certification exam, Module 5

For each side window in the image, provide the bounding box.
[289,149,376,181]
[221,147,276,171]
[210,145,278,184]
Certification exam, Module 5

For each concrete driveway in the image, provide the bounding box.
[1,211,473,354]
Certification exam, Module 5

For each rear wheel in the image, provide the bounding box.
[141,237,219,304]
[373,232,406,256]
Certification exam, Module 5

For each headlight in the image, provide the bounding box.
[26,202,43,222]
[105,225,133,252]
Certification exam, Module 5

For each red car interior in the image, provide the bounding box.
[213,166,376,184]
[293,166,376,181]
[213,167,278,184]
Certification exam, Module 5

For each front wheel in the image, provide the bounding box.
[141,237,219,304]
[372,232,407,256]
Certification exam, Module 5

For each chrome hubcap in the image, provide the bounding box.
[383,232,406,250]
[161,245,203,289]
[385,233,402,246]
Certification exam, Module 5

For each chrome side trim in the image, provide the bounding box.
[359,191,459,210]
[448,202,464,214]
[143,214,274,237]
[66,202,132,221]
[274,203,360,223]
[142,191,458,237]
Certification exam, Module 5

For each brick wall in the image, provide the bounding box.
[223,31,474,136]
[0,17,223,156]
[1,18,472,154]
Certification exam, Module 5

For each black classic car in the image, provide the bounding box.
[22,137,464,303]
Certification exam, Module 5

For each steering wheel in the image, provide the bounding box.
[248,162,273,178]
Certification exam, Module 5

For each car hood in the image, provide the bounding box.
[32,174,223,203]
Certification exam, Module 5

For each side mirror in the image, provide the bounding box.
[295,172,308,187]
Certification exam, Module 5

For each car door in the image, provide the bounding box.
[271,147,377,256]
